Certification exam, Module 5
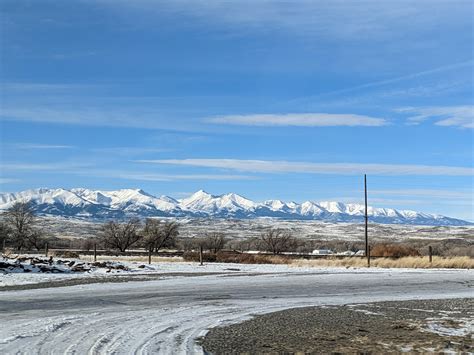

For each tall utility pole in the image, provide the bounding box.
[364,174,369,261]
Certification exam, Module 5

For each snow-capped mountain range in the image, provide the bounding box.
[0,188,470,226]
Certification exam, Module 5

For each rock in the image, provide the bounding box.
[38,265,51,272]
[92,262,107,268]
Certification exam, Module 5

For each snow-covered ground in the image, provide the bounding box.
[0,262,472,354]
[1,257,409,287]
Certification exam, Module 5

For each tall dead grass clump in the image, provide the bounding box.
[292,257,367,268]
[292,256,473,269]
[182,251,290,264]
[371,243,420,257]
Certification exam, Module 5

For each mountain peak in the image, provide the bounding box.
[194,189,211,195]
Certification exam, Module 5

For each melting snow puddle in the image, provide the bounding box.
[424,318,474,337]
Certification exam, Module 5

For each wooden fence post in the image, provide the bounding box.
[45,242,49,257]
[367,246,371,268]
[94,243,97,262]
[429,246,432,264]
[199,245,203,266]
[148,248,152,265]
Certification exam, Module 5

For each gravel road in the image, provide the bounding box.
[0,267,472,354]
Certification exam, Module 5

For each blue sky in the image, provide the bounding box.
[0,0,473,220]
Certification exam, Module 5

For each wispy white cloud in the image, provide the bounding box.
[208,113,388,127]
[1,82,94,92]
[115,173,258,182]
[290,61,473,104]
[371,188,472,200]
[0,107,196,131]
[7,143,76,150]
[0,162,93,172]
[137,159,474,176]
[400,105,473,128]
[0,178,19,184]
[91,147,172,156]
[100,1,469,41]
[0,162,256,181]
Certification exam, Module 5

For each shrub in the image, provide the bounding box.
[217,252,290,264]
[52,250,80,258]
[182,251,217,262]
[182,251,290,264]
[371,243,420,257]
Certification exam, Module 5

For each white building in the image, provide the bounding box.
[312,249,334,255]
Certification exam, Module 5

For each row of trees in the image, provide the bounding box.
[100,223,297,255]
[100,218,179,252]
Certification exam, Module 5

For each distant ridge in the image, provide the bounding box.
[0,188,471,226]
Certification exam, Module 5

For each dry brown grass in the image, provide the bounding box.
[291,256,474,269]
[113,253,473,268]
[371,243,420,257]
[182,251,291,264]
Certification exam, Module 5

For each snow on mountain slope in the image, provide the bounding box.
[0,188,91,208]
[180,190,256,215]
[0,188,471,226]
[299,201,325,216]
[72,188,178,212]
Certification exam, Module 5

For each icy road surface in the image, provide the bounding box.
[0,267,473,354]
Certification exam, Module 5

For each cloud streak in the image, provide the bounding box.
[137,159,474,176]
[114,173,257,182]
[0,178,19,184]
[0,163,256,181]
[289,61,474,104]
[208,113,388,127]
[0,162,93,172]
[401,105,473,128]
[9,143,76,150]
[0,107,197,131]
[100,1,470,41]
[370,189,473,201]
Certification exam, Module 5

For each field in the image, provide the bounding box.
[37,216,474,242]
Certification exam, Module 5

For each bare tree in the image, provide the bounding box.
[0,222,11,251]
[202,233,227,254]
[81,238,98,251]
[227,237,260,252]
[2,202,37,250]
[156,221,179,252]
[142,219,178,252]
[25,229,48,251]
[259,228,295,255]
[100,218,142,252]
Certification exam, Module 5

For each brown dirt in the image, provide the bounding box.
[201,298,474,354]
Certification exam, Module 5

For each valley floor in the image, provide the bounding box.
[0,263,473,354]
